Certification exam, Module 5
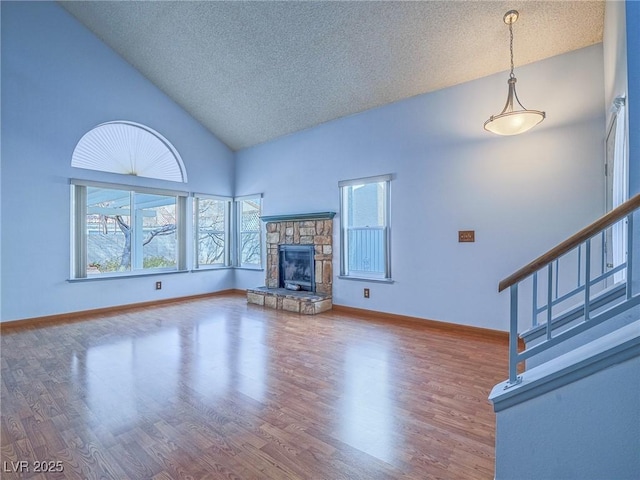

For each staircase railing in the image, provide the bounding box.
[499,193,640,386]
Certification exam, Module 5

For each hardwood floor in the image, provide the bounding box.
[1,294,508,479]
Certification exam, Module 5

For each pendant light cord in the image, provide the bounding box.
[509,20,515,79]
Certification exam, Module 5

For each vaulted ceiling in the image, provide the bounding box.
[60,1,604,151]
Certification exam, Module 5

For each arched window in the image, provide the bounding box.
[71,121,187,182]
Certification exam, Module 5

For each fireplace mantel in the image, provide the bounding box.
[260,212,335,223]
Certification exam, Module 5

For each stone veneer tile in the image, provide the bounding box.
[314,235,331,245]
[301,302,315,315]
[323,261,332,285]
[282,298,301,313]
[267,232,280,244]
[265,296,277,309]
[314,299,332,314]
[247,292,265,306]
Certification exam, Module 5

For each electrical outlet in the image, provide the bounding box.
[364,288,370,298]
[155,281,162,290]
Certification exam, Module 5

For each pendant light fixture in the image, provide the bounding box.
[484,10,545,136]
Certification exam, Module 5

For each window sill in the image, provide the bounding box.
[193,266,263,272]
[191,266,234,272]
[338,275,394,284]
[68,267,264,281]
[68,269,189,282]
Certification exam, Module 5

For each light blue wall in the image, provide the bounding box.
[494,346,640,479]
[236,45,606,331]
[604,0,628,123]
[624,1,640,299]
[0,2,235,321]
[1,2,613,331]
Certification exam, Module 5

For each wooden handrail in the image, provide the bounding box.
[498,193,640,292]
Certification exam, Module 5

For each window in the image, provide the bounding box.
[339,175,391,280]
[194,195,231,268]
[72,181,187,278]
[235,195,262,268]
[605,96,628,285]
[72,121,187,182]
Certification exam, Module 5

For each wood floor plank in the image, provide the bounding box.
[1,294,508,479]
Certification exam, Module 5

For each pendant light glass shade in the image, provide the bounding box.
[484,10,545,136]
[484,77,545,135]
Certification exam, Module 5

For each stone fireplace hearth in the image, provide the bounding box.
[246,212,335,314]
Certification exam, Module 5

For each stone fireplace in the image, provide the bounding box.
[246,212,335,314]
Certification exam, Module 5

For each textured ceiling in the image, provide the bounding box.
[59,1,604,151]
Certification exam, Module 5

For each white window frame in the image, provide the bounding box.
[71,179,188,279]
[605,96,628,285]
[234,194,263,269]
[339,174,392,281]
[193,194,232,269]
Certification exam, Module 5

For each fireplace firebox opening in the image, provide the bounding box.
[279,245,315,292]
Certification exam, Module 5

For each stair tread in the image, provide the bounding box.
[490,319,640,411]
